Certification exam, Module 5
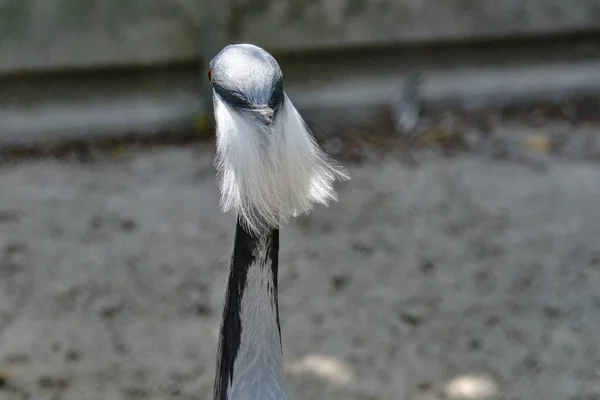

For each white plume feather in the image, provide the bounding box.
[214,93,349,233]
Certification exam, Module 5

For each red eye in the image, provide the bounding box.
[208,68,212,83]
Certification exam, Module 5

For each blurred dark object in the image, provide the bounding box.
[391,73,422,135]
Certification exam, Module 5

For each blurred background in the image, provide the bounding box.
[1,1,600,399]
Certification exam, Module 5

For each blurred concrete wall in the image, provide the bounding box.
[1,0,600,74]
[2,0,600,144]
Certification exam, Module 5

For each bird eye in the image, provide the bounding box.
[208,68,212,83]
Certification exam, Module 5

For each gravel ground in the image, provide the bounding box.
[0,138,599,400]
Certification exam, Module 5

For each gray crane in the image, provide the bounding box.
[208,44,349,400]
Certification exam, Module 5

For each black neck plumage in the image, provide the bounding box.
[213,216,281,400]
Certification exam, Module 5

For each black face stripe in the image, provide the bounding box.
[268,77,284,111]
[213,75,284,126]
[214,83,253,111]
[213,217,280,400]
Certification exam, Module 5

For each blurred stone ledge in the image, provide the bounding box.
[1,33,600,145]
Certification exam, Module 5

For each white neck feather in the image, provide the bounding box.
[214,93,349,233]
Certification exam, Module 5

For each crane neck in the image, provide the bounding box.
[213,216,290,400]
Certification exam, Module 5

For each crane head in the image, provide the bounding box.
[209,44,349,233]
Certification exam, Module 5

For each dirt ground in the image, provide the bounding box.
[0,130,599,400]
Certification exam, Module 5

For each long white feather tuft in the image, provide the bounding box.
[214,93,349,233]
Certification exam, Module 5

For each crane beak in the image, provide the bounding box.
[248,104,279,126]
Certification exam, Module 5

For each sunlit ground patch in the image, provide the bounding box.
[287,354,352,385]
[444,373,498,399]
